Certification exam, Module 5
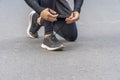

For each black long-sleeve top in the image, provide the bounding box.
[24,0,84,14]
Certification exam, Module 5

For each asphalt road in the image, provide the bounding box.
[0,0,120,80]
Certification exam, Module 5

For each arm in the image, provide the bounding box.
[74,0,84,13]
[24,0,45,14]
[24,0,58,22]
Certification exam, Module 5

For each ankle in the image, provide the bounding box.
[37,16,41,25]
[44,34,52,38]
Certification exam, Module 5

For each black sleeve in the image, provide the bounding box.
[74,0,84,13]
[24,0,45,14]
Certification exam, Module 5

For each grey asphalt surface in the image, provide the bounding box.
[0,0,120,80]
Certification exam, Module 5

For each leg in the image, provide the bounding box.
[39,0,64,50]
[53,19,78,41]
[53,0,77,41]
[39,0,56,35]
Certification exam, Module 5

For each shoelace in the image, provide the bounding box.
[51,35,59,42]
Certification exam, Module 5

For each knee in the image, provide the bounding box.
[65,34,78,42]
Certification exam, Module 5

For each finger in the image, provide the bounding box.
[66,21,74,24]
[65,18,70,21]
[66,14,73,22]
[72,16,79,21]
[48,12,58,18]
[66,17,78,24]
[47,17,57,22]
[65,17,73,22]
[66,19,74,24]
[69,13,74,19]
[49,9,57,15]
[65,13,74,22]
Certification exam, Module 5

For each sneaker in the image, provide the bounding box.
[41,34,64,51]
[27,11,40,38]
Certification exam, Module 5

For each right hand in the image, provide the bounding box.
[40,8,58,22]
[65,11,80,24]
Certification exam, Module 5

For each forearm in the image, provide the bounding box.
[24,0,45,14]
[74,0,84,13]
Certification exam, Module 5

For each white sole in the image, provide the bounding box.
[27,11,36,39]
[41,43,64,51]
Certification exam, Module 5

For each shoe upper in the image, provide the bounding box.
[28,11,40,38]
[43,34,63,48]
[30,12,40,34]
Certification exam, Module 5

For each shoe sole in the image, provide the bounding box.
[41,43,64,51]
[27,11,37,39]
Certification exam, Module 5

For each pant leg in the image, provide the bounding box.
[40,0,56,34]
[53,19,78,41]
[53,0,78,41]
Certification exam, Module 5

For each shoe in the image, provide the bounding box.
[41,34,64,51]
[27,11,40,38]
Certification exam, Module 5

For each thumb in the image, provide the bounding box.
[69,13,74,19]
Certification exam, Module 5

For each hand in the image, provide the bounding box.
[65,11,80,24]
[40,8,58,22]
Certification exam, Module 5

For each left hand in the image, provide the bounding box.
[65,11,80,24]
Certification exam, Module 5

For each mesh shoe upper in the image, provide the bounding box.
[42,34,64,49]
[27,11,41,38]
